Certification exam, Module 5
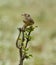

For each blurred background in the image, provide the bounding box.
[0,0,56,65]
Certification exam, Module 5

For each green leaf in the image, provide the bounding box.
[25,55,29,59]
[29,36,32,41]
[25,54,33,59]
[29,54,33,57]
[23,47,29,51]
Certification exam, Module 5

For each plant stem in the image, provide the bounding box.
[19,48,23,65]
[25,30,31,48]
[16,26,33,65]
[19,58,23,65]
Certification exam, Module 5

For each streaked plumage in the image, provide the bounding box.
[22,13,34,26]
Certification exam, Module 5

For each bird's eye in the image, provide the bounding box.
[28,14,30,17]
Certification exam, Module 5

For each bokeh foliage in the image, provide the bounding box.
[0,0,56,65]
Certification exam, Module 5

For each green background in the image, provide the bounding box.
[0,0,56,65]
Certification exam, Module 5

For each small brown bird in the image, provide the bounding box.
[22,13,34,30]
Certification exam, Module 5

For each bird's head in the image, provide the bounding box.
[22,13,30,17]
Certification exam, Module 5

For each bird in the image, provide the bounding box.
[21,13,34,30]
